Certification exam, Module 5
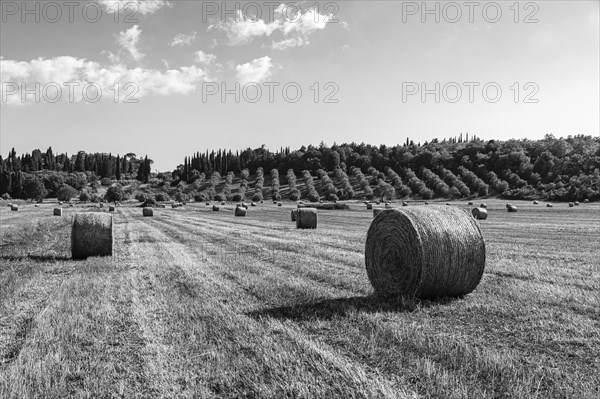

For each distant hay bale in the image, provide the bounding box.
[296,208,318,229]
[10,205,18,211]
[472,207,488,220]
[480,203,488,208]
[172,203,178,208]
[291,209,298,221]
[446,203,451,206]
[373,208,384,217]
[143,207,153,217]
[7,204,12,207]
[53,208,63,216]
[109,206,115,212]
[569,202,574,207]
[367,203,373,210]
[424,202,430,205]
[278,202,283,207]
[212,205,220,211]
[35,205,39,207]
[506,204,512,208]
[507,205,518,213]
[251,202,256,207]
[221,201,226,205]
[402,202,408,207]
[58,201,63,205]
[546,204,553,208]
[574,201,580,206]
[69,204,74,208]
[99,203,104,208]
[584,199,589,203]
[206,202,210,206]
[365,206,486,299]
[468,202,474,205]
[235,206,247,217]
[533,200,539,204]
[242,203,249,209]
[71,213,113,260]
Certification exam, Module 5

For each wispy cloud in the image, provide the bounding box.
[212,4,334,48]
[171,32,197,47]
[117,25,144,61]
[98,0,172,15]
[235,56,273,84]
[194,51,217,65]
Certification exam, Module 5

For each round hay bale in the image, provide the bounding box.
[221,201,226,205]
[99,203,104,208]
[373,208,384,217]
[251,202,256,207]
[10,205,18,211]
[7,203,12,207]
[472,207,488,220]
[206,202,210,206]
[242,203,249,209]
[71,213,113,259]
[446,203,451,206]
[172,203,178,208]
[69,204,74,208]
[402,202,408,207]
[35,205,39,207]
[109,206,115,212]
[468,202,474,205]
[235,206,247,217]
[584,199,589,203]
[546,203,553,208]
[574,201,580,206]
[480,203,488,208]
[367,203,373,210]
[296,208,318,229]
[291,209,298,221]
[507,205,517,213]
[569,202,574,207]
[143,207,153,217]
[212,205,220,211]
[506,204,512,209]
[365,206,485,299]
[53,208,63,216]
[278,202,283,207]
[424,202,430,205]
[58,201,63,205]
[533,200,539,205]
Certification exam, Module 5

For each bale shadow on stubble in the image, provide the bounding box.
[247,295,460,322]
[0,254,71,262]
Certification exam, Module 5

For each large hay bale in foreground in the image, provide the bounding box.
[291,209,298,221]
[471,207,488,220]
[296,208,317,229]
[10,205,18,211]
[143,207,153,217]
[235,206,247,217]
[365,206,485,299]
[507,205,517,213]
[212,205,220,211]
[53,208,63,216]
[71,213,113,259]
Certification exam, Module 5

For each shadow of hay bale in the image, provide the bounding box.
[246,295,460,321]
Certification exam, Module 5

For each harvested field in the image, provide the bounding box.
[0,200,599,398]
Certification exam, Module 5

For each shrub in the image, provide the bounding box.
[194,192,208,202]
[232,193,243,202]
[105,184,125,204]
[57,185,77,202]
[289,191,300,201]
[155,192,171,202]
[214,193,226,202]
[100,177,111,186]
[252,193,263,202]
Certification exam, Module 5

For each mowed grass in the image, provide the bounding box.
[0,200,598,398]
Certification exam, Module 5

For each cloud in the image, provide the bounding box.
[98,0,171,15]
[117,25,144,61]
[1,56,210,105]
[194,51,216,65]
[269,37,307,50]
[212,4,334,48]
[235,56,273,84]
[171,32,197,47]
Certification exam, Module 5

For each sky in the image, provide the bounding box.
[1,0,598,171]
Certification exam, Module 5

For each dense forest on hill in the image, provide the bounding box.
[1,135,599,203]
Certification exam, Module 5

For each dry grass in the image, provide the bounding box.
[0,200,599,398]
